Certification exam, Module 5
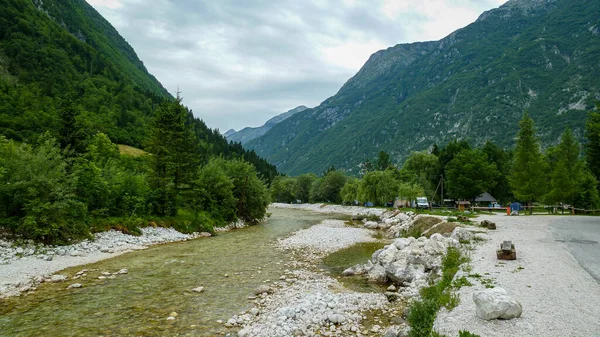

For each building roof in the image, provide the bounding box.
[475,192,497,203]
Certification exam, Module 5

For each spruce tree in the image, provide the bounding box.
[547,129,581,206]
[585,103,600,183]
[146,95,199,216]
[509,112,546,213]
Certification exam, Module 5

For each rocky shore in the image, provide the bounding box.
[0,227,211,298]
[229,207,472,337]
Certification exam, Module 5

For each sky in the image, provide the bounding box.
[87,0,507,133]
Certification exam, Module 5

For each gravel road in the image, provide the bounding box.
[434,215,600,337]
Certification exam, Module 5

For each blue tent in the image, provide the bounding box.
[510,202,522,212]
[364,202,374,207]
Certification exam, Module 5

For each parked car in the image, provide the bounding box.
[416,197,429,209]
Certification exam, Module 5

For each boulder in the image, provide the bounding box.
[473,287,522,320]
[376,245,398,268]
[364,221,379,229]
[386,263,425,285]
[393,237,415,250]
[50,275,67,283]
[367,264,387,283]
[253,285,273,295]
[451,227,472,242]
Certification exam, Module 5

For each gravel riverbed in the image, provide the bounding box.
[0,227,209,298]
[434,215,600,337]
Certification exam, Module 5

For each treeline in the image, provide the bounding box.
[271,108,600,212]
[0,98,270,245]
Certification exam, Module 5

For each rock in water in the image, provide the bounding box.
[192,286,205,293]
[67,283,82,289]
[473,287,522,320]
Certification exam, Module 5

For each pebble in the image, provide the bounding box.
[192,286,205,293]
[67,283,82,289]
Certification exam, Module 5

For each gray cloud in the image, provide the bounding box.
[89,0,507,131]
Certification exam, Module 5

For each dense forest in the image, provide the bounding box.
[0,0,279,244]
[271,107,600,213]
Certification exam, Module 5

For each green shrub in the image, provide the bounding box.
[459,331,481,337]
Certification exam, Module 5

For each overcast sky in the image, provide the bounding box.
[87,0,507,132]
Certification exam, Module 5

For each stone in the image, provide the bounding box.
[192,286,205,293]
[327,313,345,324]
[387,284,397,291]
[473,287,522,320]
[384,329,399,337]
[376,245,398,268]
[67,283,82,289]
[497,242,517,260]
[69,250,83,257]
[254,285,273,295]
[364,221,379,229]
[367,264,387,283]
[481,220,497,230]
[50,275,67,283]
[166,316,176,321]
[169,311,178,317]
[393,238,414,250]
[250,307,260,316]
[451,227,472,242]
[238,328,249,337]
[116,268,128,274]
[44,255,53,261]
[385,292,399,302]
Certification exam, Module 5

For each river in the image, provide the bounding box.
[0,208,380,337]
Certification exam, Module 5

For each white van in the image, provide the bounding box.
[416,197,429,209]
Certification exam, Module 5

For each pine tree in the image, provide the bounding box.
[146,95,199,216]
[547,129,581,206]
[509,112,547,213]
[585,103,600,184]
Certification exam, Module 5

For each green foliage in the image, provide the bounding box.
[340,177,360,204]
[445,149,498,201]
[458,331,481,337]
[585,103,600,186]
[219,159,270,224]
[546,129,582,205]
[294,173,317,203]
[0,136,89,244]
[398,182,425,202]
[357,170,398,206]
[400,151,439,197]
[146,97,199,216]
[376,151,392,171]
[310,170,347,203]
[270,176,297,203]
[510,112,547,209]
[407,247,468,337]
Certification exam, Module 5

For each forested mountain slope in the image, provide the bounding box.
[0,0,277,179]
[246,0,600,175]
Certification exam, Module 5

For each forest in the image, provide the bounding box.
[270,107,600,213]
[0,97,271,245]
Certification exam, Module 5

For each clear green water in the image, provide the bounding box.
[0,208,339,337]
[321,242,387,293]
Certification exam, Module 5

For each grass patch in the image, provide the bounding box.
[407,247,469,337]
[118,144,147,157]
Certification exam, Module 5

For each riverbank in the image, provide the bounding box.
[434,214,600,336]
[0,227,210,298]
[271,203,387,217]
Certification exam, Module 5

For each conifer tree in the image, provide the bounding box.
[509,112,547,213]
[585,103,600,184]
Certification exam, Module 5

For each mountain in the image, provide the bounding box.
[0,0,278,180]
[226,106,308,144]
[246,0,600,176]
[223,129,237,138]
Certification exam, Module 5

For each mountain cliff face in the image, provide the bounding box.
[226,106,308,144]
[246,0,600,175]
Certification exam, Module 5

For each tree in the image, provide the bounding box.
[445,149,498,201]
[340,178,360,204]
[481,141,512,203]
[400,151,439,197]
[294,173,317,203]
[146,97,199,216]
[509,112,547,213]
[310,170,347,203]
[0,136,88,244]
[376,151,392,171]
[358,170,399,206]
[585,103,600,184]
[57,96,87,156]
[546,129,582,205]
[189,158,237,227]
[398,182,425,203]
[220,159,270,224]
[270,176,296,203]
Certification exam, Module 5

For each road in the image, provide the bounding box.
[551,216,600,283]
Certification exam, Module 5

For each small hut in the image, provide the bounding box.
[474,192,497,206]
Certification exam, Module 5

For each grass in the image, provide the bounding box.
[118,144,147,157]
[407,247,470,337]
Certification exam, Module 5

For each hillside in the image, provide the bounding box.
[0,0,277,180]
[226,106,308,144]
[246,0,600,175]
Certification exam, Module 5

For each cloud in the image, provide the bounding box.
[88,0,507,132]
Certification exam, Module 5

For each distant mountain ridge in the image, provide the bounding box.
[246,0,600,175]
[226,106,308,144]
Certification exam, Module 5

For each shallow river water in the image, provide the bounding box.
[0,208,379,337]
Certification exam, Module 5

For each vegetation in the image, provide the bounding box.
[407,247,468,337]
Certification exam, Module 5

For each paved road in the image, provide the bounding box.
[551,216,600,283]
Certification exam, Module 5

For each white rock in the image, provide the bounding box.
[451,227,472,242]
[67,283,82,289]
[473,287,523,320]
[367,264,387,283]
[192,286,205,293]
[50,275,67,283]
